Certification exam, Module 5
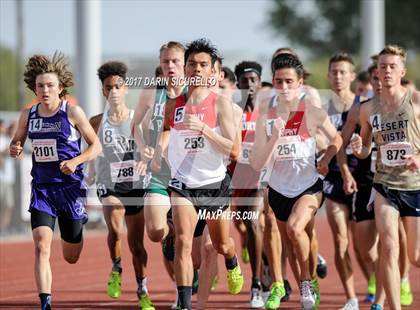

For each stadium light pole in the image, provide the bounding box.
[75,0,102,117]
[361,0,385,69]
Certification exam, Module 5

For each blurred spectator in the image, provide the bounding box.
[0,120,16,234]
[356,70,373,98]
[401,78,418,92]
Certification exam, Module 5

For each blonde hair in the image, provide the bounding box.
[379,45,406,64]
[24,51,73,98]
[159,41,185,56]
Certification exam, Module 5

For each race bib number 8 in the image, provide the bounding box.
[32,139,58,162]
[380,142,413,166]
[110,160,140,183]
[275,136,305,161]
[238,142,253,164]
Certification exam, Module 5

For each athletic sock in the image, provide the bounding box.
[177,286,192,309]
[112,256,122,273]
[251,277,261,290]
[225,255,238,270]
[136,276,148,295]
[39,293,51,310]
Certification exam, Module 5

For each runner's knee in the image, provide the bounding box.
[34,241,51,259]
[147,227,165,242]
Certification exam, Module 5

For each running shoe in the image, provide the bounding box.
[227,265,244,294]
[107,271,122,298]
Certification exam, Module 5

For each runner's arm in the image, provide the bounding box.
[317,110,342,174]
[229,103,243,161]
[201,95,236,156]
[250,102,277,171]
[353,103,373,159]
[9,108,29,158]
[336,104,359,178]
[68,105,102,164]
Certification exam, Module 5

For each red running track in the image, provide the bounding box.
[0,215,419,309]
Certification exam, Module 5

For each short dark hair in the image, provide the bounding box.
[328,52,354,71]
[367,63,378,77]
[97,61,128,84]
[234,61,262,80]
[155,66,163,78]
[271,54,305,78]
[357,71,370,84]
[401,78,412,86]
[222,67,236,84]
[261,81,273,88]
[184,38,221,66]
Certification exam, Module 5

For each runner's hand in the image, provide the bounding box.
[403,154,420,172]
[272,117,286,141]
[135,160,148,176]
[343,173,358,194]
[350,134,363,155]
[183,114,204,132]
[9,141,23,158]
[60,159,78,175]
[142,146,154,162]
[150,155,161,173]
[316,158,329,176]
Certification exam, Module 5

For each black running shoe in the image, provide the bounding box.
[316,254,328,279]
[162,234,175,262]
[192,269,199,295]
[281,279,292,302]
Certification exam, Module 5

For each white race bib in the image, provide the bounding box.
[380,142,413,166]
[110,160,140,183]
[102,128,115,145]
[32,139,58,162]
[275,136,305,161]
[370,114,382,133]
[238,142,253,164]
[183,132,207,154]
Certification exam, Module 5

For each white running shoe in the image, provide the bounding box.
[261,290,270,304]
[299,280,316,310]
[339,298,359,310]
[250,288,265,308]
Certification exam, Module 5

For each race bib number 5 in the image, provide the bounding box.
[32,139,58,162]
[380,142,413,166]
[110,160,140,183]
